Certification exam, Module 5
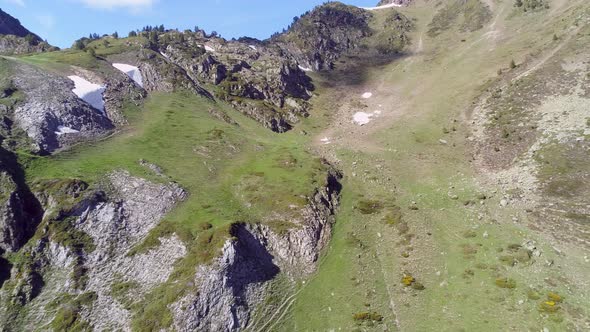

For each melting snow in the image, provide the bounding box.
[113,63,144,87]
[205,45,215,52]
[362,92,373,99]
[353,110,382,126]
[320,137,331,145]
[54,126,79,136]
[160,51,169,59]
[361,3,403,10]
[249,45,257,51]
[298,65,313,72]
[68,75,106,113]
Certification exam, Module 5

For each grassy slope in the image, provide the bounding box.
[20,89,325,244]
[11,47,328,328]
[278,1,590,331]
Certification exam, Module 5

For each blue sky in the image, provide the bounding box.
[1,0,381,48]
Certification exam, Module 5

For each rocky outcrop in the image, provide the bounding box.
[157,33,313,132]
[108,49,212,98]
[102,74,147,126]
[274,2,413,71]
[9,61,114,154]
[0,35,56,55]
[172,168,341,331]
[377,0,414,6]
[0,171,188,331]
[274,2,373,71]
[0,9,56,55]
[0,147,42,253]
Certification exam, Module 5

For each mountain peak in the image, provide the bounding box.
[0,8,39,40]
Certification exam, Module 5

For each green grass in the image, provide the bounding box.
[86,36,148,57]
[19,90,326,330]
[17,49,101,71]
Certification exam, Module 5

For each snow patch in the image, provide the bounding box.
[55,126,79,136]
[68,75,106,113]
[298,65,313,72]
[361,3,403,10]
[362,92,373,99]
[353,110,382,126]
[204,45,215,52]
[320,137,332,145]
[112,63,144,87]
[248,45,257,51]
[160,51,169,59]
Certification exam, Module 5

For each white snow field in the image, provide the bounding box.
[112,63,144,87]
[68,75,106,113]
[362,92,373,99]
[55,126,79,136]
[361,2,403,10]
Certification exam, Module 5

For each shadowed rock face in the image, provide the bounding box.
[0,147,42,254]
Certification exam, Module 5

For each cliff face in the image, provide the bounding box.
[172,169,341,331]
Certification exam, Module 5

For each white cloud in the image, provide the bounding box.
[75,0,155,10]
[4,0,25,7]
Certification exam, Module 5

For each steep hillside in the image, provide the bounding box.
[0,9,55,55]
[0,8,38,38]
[274,2,414,71]
[1,0,590,331]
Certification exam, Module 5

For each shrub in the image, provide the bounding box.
[401,274,415,286]
[547,292,563,303]
[495,277,516,289]
[510,59,517,69]
[357,200,384,215]
[352,312,384,322]
[539,301,559,313]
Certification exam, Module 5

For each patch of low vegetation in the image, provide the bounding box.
[110,279,140,308]
[514,0,549,12]
[357,199,384,215]
[428,0,493,37]
[48,217,96,253]
[352,311,384,322]
[498,244,532,266]
[49,292,97,332]
[495,277,517,289]
[382,205,402,225]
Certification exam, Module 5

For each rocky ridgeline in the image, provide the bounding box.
[273,2,413,71]
[0,8,56,55]
[0,167,341,331]
[377,0,414,6]
[153,32,314,133]
[0,35,56,55]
